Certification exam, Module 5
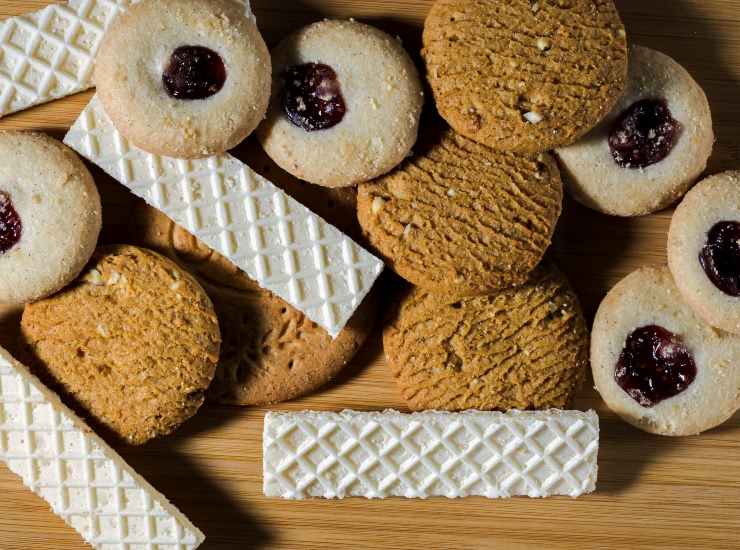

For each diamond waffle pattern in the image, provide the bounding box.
[0,0,133,116]
[0,0,254,117]
[64,97,385,337]
[0,347,205,550]
[263,410,599,499]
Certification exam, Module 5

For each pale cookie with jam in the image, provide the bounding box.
[95,0,271,159]
[668,171,740,334]
[557,46,714,216]
[258,19,424,188]
[0,131,101,306]
[592,266,740,436]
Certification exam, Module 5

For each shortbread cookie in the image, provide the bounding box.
[383,264,589,411]
[358,128,562,294]
[0,131,101,306]
[20,245,221,445]
[557,46,714,216]
[422,0,627,154]
[95,0,270,158]
[257,19,424,187]
[591,266,740,436]
[668,172,740,334]
[127,204,376,405]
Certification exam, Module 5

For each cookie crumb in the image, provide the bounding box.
[371,196,386,214]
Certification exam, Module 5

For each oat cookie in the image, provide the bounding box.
[128,203,376,405]
[383,263,589,411]
[668,172,740,334]
[258,19,424,187]
[557,46,714,216]
[422,0,628,154]
[358,128,562,293]
[95,0,270,159]
[0,131,101,306]
[591,267,740,436]
[20,245,221,445]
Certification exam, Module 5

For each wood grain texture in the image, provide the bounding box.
[1,1,739,549]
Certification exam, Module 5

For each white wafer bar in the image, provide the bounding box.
[263,409,599,499]
[64,97,385,337]
[0,0,253,117]
[0,346,205,550]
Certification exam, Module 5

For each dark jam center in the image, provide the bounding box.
[0,192,22,254]
[699,221,740,297]
[608,98,680,169]
[615,325,696,408]
[162,46,226,100]
[282,63,346,131]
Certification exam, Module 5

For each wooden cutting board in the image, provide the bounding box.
[1,1,739,548]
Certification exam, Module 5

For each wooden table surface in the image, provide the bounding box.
[1,1,740,549]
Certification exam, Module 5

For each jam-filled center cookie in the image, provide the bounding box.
[699,221,740,297]
[162,45,227,100]
[0,191,22,254]
[282,62,347,131]
[615,325,696,407]
[608,98,681,169]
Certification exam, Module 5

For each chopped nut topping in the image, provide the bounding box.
[371,196,386,215]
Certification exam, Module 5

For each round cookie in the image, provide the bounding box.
[557,46,714,216]
[383,263,589,411]
[19,245,221,445]
[668,172,740,334]
[127,201,376,405]
[422,0,628,154]
[358,128,563,294]
[95,0,270,159]
[591,267,740,436]
[0,131,101,306]
[257,19,424,188]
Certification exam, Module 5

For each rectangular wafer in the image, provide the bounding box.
[0,0,253,117]
[263,409,599,499]
[0,346,205,550]
[63,96,385,338]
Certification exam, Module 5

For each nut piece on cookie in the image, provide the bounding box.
[358,128,563,294]
[383,263,589,411]
[0,131,101,306]
[258,19,424,188]
[422,0,628,154]
[557,46,714,217]
[591,266,740,436]
[668,171,740,334]
[95,0,271,159]
[20,245,221,445]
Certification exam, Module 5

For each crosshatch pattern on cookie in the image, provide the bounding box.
[263,410,599,499]
[0,0,254,117]
[64,97,384,337]
[0,348,205,550]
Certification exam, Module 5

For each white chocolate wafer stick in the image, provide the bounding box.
[0,346,205,550]
[64,97,384,338]
[0,0,253,117]
[264,409,599,499]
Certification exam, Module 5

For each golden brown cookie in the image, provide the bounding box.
[19,245,221,445]
[422,0,628,153]
[383,263,589,411]
[357,128,563,294]
[126,200,377,406]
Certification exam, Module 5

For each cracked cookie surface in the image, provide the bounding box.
[358,128,563,294]
[383,263,589,411]
[422,0,628,153]
[20,245,221,445]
